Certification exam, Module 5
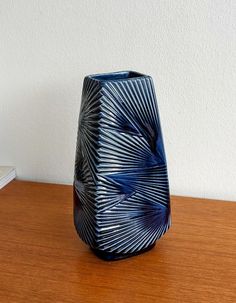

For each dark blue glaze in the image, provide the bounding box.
[73,71,171,260]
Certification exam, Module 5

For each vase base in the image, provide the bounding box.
[91,243,156,261]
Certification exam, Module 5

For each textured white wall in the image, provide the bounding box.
[0,1,235,201]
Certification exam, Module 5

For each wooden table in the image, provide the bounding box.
[0,181,235,303]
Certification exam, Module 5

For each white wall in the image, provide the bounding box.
[0,1,235,201]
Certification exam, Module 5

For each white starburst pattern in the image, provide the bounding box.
[74,72,171,256]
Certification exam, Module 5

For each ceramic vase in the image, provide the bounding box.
[73,71,171,260]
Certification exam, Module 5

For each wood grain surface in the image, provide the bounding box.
[0,180,235,303]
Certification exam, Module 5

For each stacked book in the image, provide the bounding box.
[0,166,16,189]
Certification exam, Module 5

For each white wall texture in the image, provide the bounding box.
[0,1,235,201]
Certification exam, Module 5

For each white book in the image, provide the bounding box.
[0,166,16,189]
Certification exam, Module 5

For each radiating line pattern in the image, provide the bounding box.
[74,77,101,247]
[74,71,171,257]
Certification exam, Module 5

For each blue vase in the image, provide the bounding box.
[73,71,171,260]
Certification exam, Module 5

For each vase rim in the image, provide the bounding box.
[87,71,151,83]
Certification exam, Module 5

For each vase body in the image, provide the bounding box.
[73,71,171,260]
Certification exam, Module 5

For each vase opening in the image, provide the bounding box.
[90,71,145,82]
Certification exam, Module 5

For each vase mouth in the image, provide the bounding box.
[88,71,150,82]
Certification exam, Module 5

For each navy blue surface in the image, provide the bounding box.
[74,71,171,259]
